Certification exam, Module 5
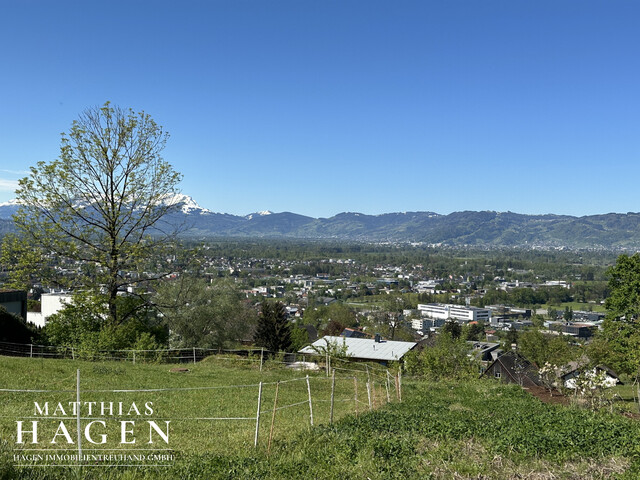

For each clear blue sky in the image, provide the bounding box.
[1,1,639,218]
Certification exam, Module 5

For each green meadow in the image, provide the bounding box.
[2,355,640,479]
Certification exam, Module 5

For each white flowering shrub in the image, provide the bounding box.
[538,362,560,395]
[571,368,617,410]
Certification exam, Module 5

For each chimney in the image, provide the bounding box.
[375,333,382,343]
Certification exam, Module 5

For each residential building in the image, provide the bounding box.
[411,318,446,331]
[482,351,541,388]
[27,292,73,328]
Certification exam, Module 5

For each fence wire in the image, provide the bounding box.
[0,364,401,459]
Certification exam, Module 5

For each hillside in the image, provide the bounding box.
[4,197,640,248]
[1,356,639,479]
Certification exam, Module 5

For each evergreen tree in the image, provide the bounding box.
[0,306,40,343]
[442,319,462,339]
[254,301,292,353]
[563,306,573,321]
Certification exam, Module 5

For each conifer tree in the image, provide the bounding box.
[253,301,292,353]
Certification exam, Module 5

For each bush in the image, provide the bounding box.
[404,333,480,380]
[42,292,167,358]
[0,306,39,343]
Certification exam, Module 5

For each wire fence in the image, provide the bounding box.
[1,366,402,466]
[0,340,390,377]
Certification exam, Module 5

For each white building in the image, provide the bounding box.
[417,303,491,323]
[412,318,426,331]
[27,293,73,328]
[414,280,442,294]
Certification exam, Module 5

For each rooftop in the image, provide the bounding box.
[299,335,417,362]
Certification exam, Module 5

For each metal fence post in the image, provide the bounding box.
[354,376,358,417]
[254,382,263,448]
[385,372,390,403]
[325,352,329,377]
[76,369,82,463]
[330,369,336,424]
[260,347,264,372]
[306,375,314,426]
[268,381,279,454]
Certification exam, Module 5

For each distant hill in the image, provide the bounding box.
[2,197,640,249]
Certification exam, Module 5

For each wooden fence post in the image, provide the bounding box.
[254,382,263,448]
[395,373,400,400]
[399,369,402,402]
[306,375,314,426]
[193,347,196,364]
[366,381,372,411]
[268,381,279,454]
[29,344,33,358]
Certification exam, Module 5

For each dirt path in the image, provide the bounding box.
[523,386,570,405]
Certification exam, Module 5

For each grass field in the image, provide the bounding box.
[0,355,389,458]
[552,301,607,313]
[2,356,640,479]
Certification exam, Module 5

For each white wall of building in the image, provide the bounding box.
[27,293,73,328]
[42,293,73,318]
[27,312,45,328]
[417,303,491,322]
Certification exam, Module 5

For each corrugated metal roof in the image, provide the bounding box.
[298,336,417,361]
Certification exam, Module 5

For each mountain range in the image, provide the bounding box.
[2,195,640,249]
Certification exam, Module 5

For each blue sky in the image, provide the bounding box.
[1,1,639,217]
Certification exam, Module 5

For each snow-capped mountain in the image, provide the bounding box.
[0,194,214,219]
[245,210,273,220]
[4,194,640,248]
[164,194,213,215]
[0,199,20,219]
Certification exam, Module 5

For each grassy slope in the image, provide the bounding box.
[0,355,384,455]
[2,358,640,479]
